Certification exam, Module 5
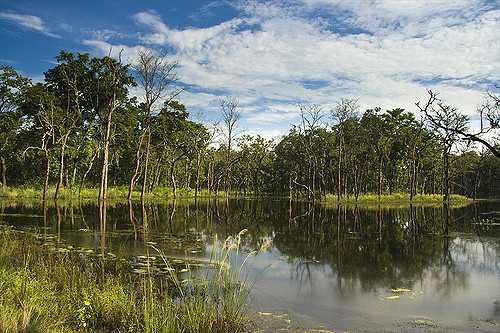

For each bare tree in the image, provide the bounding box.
[220,97,241,196]
[129,49,180,201]
[24,96,58,202]
[54,66,82,200]
[457,91,499,158]
[331,98,358,200]
[96,51,134,202]
[416,90,468,202]
[298,104,324,200]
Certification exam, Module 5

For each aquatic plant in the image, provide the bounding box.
[0,226,254,333]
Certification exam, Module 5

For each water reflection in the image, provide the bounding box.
[1,198,499,331]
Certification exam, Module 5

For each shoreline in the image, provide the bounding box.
[0,186,475,204]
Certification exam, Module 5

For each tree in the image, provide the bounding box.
[456,91,499,158]
[416,90,468,201]
[219,97,241,196]
[130,49,180,201]
[89,53,135,201]
[360,108,387,198]
[0,66,30,189]
[20,84,62,201]
[44,51,91,199]
[331,98,358,200]
[299,104,324,199]
[151,100,189,197]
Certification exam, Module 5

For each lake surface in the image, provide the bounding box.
[1,198,499,332]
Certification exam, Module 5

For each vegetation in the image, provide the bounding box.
[0,51,499,203]
[322,193,470,205]
[0,225,251,333]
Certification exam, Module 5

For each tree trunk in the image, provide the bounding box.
[378,156,383,200]
[71,164,77,188]
[43,150,50,202]
[225,134,231,197]
[141,129,151,202]
[195,151,201,198]
[170,163,177,198]
[207,161,212,196]
[354,165,359,201]
[128,133,145,200]
[1,157,6,190]
[443,147,450,202]
[80,150,97,197]
[337,134,343,201]
[410,154,417,201]
[55,133,69,200]
[99,110,113,201]
[170,155,184,199]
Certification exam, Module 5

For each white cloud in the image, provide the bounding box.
[81,39,152,64]
[133,10,248,51]
[0,12,61,38]
[82,1,500,137]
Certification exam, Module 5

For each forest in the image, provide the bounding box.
[0,50,499,201]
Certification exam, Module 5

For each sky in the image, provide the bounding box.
[1,0,499,139]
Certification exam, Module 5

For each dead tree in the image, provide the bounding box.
[220,97,241,196]
[331,98,358,200]
[416,90,468,202]
[130,49,180,201]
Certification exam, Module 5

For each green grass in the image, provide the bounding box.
[0,226,251,333]
[0,186,472,208]
[322,192,471,206]
[0,186,250,202]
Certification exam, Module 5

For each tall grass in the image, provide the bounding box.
[0,226,253,333]
[322,192,470,205]
[0,185,193,200]
[0,186,255,201]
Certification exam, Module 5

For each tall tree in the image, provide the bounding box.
[455,91,499,158]
[130,49,179,201]
[331,98,358,200]
[0,66,30,189]
[89,53,135,201]
[21,84,62,201]
[416,90,468,201]
[44,51,91,199]
[219,97,241,196]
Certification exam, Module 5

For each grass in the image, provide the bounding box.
[322,192,471,205]
[0,225,252,333]
[0,186,250,202]
[0,185,193,201]
[1,186,473,206]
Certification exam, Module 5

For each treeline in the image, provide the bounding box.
[0,50,499,200]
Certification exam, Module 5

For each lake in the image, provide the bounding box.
[0,198,499,332]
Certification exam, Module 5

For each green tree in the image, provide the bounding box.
[0,66,30,189]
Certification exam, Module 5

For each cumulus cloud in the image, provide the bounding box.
[82,0,500,137]
[0,12,61,38]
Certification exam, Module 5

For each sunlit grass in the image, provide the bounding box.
[0,226,253,333]
[0,185,253,201]
[322,192,471,206]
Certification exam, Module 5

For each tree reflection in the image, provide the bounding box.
[1,198,498,302]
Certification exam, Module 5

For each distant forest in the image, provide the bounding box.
[0,50,499,200]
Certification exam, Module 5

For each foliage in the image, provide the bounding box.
[1,50,498,200]
[0,227,251,333]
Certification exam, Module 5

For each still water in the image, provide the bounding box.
[1,199,499,332]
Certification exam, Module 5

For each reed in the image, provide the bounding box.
[0,226,253,333]
[322,192,471,205]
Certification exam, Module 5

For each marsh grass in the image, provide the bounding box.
[322,192,471,206]
[1,186,471,207]
[0,186,253,202]
[0,186,194,201]
[0,226,252,333]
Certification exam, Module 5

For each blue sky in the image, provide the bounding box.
[1,0,499,138]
